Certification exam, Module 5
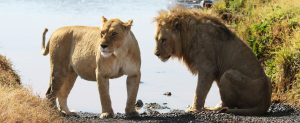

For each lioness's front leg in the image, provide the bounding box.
[187,72,214,112]
[96,75,114,119]
[125,72,141,117]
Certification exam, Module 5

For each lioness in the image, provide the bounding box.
[154,8,271,115]
[42,17,141,118]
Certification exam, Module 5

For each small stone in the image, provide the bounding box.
[135,99,144,108]
[163,92,172,96]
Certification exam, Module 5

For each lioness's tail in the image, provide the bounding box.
[42,28,50,56]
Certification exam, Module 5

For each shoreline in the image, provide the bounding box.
[65,103,300,123]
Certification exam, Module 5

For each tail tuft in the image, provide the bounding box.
[42,28,49,56]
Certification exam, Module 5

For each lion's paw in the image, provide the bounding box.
[218,107,229,113]
[126,111,140,118]
[205,106,223,111]
[186,105,204,113]
[100,112,114,119]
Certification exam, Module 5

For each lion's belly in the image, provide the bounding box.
[71,55,97,81]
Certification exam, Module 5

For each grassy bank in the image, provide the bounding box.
[0,55,64,123]
[212,0,300,107]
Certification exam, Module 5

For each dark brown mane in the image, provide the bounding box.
[155,7,233,74]
[155,7,227,31]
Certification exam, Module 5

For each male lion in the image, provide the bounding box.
[154,8,271,115]
[42,17,141,118]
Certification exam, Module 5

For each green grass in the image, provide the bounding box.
[212,0,300,107]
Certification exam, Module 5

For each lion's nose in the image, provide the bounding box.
[155,51,160,56]
[101,44,108,49]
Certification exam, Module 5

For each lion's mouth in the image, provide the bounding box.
[100,50,113,57]
[159,55,171,62]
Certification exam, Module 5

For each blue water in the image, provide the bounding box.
[0,0,220,113]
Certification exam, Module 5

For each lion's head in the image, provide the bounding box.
[154,20,181,62]
[154,7,225,63]
[155,23,179,61]
[99,16,133,57]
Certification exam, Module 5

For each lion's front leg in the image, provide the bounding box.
[187,72,214,112]
[97,75,114,119]
[125,72,141,118]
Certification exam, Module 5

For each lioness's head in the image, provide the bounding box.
[154,20,181,62]
[99,16,133,57]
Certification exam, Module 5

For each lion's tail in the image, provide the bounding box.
[42,28,50,56]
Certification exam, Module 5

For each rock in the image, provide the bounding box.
[135,99,143,109]
[65,103,300,123]
[144,103,170,110]
[163,92,172,96]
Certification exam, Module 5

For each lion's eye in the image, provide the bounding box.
[111,32,118,36]
[161,38,167,44]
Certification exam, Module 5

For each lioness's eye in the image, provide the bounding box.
[111,32,118,36]
[100,32,105,37]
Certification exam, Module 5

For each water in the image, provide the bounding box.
[0,0,220,113]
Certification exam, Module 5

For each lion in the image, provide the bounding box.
[154,7,272,115]
[41,16,141,118]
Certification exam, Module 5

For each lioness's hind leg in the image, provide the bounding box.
[46,74,64,110]
[57,71,78,116]
[46,83,57,108]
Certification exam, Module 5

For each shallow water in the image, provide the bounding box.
[0,0,220,113]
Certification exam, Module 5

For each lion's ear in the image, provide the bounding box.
[123,19,133,30]
[101,16,108,24]
[174,20,181,32]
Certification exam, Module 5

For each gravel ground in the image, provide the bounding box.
[65,103,300,123]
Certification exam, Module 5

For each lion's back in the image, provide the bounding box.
[48,26,100,81]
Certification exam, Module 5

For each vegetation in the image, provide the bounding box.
[0,0,299,121]
[212,0,300,107]
[0,55,64,123]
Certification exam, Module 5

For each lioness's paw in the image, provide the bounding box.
[60,111,79,117]
[126,111,140,118]
[66,112,78,116]
[100,112,114,119]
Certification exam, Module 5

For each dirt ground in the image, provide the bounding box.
[65,103,300,123]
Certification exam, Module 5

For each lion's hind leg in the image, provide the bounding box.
[46,82,57,109]
[57,70,78,116]
[46,65,78,116]
[218,69,266,115]
[46,72,63,110]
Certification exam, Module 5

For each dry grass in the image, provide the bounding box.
[0,54,65,123]
[0,86,64,123]
[0,55,20,87]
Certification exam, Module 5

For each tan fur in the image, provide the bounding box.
[42,17,141,118]
[154,7,272,115]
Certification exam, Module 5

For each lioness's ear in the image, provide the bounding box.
[101,16,107,24]
[123,19,133,30]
